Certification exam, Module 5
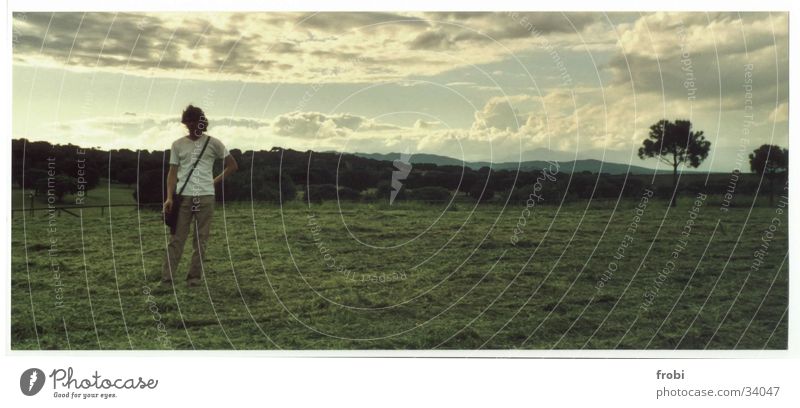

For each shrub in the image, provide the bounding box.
[409,186,451,202]
[469,184,495,203]
[375,180,407,203]
[134,169,166,204]
[337,186,361,201]
[306,184,337,203]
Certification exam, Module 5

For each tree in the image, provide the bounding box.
[35,175,78,203]
[116,168,138,186]
[133,169,167,204]
[638,119,711,207]
[749,144,788,205]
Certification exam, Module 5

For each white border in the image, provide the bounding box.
[2,0,797,360]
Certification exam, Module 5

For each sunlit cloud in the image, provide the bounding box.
[12,11,789,171]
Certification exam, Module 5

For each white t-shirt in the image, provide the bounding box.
[169,134,229,197]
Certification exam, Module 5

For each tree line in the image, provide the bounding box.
[11,120,788,207]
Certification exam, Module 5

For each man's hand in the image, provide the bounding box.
[214,154,239,184]
[165,164,178,212]
[163,198,174,214]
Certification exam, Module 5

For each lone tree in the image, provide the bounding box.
[34,175,78,203]
[749,144,788,205]
[638,119,711,207]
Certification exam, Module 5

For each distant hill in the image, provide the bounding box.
[354,152,674,175]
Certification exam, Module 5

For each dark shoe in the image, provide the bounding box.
[186,279,201,287]
[160,279,174,288]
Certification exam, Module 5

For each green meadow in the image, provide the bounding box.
[10,185,788,350]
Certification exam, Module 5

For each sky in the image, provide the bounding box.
[11,11,789,172]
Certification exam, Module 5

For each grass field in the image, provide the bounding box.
[10,185,788,350]
[12,180,137,209]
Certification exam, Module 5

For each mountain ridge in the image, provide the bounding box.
[353,151,682,175]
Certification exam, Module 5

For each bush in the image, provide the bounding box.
[508,179,566,205]
[276,173,297,202]
[134,169,166,204]
[620,177,648,198]
[306,184,337,203]
[375,180,407,203]
[592,177,624,199]
[469,184,495,203]
[409,186,451,202]
[251,185,281,202]
[306,184,360,203]
[684,180,710,195]
[216,171,296,203]
[337,186,361,201]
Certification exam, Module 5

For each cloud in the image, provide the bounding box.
[432,12,604,41]
[295,12,429,33]
[605,12,788,109]
[10,12,610,83]
[414,119,441,129]
[12,12,789,172]
[11,12,433,82]
[408,30,453,50]
[768,102,788,123]
[35,113,276,150]
[472,95,537,131]
[271,111,401,139]
[13,11,787,94]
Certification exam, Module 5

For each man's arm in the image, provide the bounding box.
[163,164,178,213]
[214,154,238,185]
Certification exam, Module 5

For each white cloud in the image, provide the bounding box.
[472,95,536,131]
[414,119,441,129]
[271,111,401,139]
[768,102,788,123]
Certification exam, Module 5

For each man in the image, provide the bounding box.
[162,105,238,287]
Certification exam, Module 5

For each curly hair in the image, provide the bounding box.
[181,105,208,132]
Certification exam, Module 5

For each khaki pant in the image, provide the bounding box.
[162,195,215,282]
